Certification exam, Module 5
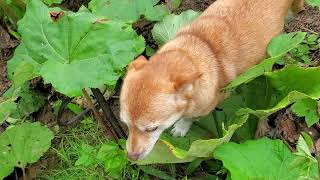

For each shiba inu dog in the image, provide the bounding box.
[120,0,304,160]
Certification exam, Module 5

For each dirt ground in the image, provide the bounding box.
[285,6,320,65]
[0,24,17,95]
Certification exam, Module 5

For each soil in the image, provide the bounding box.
[176,0,217,12]
[0,24,18,95]
[285,6,320,65]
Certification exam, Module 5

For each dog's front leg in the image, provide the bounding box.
[171,118,196,137]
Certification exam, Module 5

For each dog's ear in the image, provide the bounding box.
[128,55,148,71]
[172,71,201,110]
[172,71,202,92]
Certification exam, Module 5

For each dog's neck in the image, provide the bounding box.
[157,37,222,117]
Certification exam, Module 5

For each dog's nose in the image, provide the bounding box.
[127,152,141,161]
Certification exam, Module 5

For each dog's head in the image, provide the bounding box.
[120,51,201,160]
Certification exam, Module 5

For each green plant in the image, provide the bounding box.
[292,98,320,127]
[286,34,320,65]
[152,10,200,46]
[73,140,129,179]
[3,84,45,119]
[1,0,320,179]
[8,0,145,97]
[214,138,319,180]
[0,122,54,179]
[88,0,170,22]
[0,97,17,124]
[306,0,320,8]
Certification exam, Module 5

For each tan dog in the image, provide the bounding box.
[120,0,304,160]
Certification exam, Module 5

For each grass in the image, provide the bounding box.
[37,117,110,180]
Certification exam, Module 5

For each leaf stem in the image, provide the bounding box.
[82,89,119,141]
[22,167,26,180]
[90,88,127,139]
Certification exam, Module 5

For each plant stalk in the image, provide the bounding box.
[22,168,26,180]
[82,89,119,142]
[91,88,127,139]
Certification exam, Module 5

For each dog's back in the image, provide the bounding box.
[158,0,302,116]
[160,0,299,80]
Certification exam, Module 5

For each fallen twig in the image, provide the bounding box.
[301,26,318,35]
[58,107,91,125]
[82,89,119,141]
[91,88,127,139]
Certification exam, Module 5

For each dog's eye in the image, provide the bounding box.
[145,127,158,132]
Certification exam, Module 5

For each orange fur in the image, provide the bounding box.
[120,0,304,160]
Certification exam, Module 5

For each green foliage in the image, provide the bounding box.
[74,140,128,179]
[2,1,320,179]
[287,34,320,65]
[0,98,17,124]
[0,122,54,179]
[9,0,145,97]
[267,32,307,57]
[4,84,46,119]
[43,0,64,5]
[136,113,247,165]
[306,0,320,7]
[11,61,37,88]
[167,0,182,10]
[38,121,110,179]
[140,166,175,180]
[89,0,169,22]
[152,10,200,46]
[75,143,97,166]
[214,138,318,180]
[0,0,25,24]
[226,32,307,89]
[96,141,128,179]
[291,135,319,179]
[292,98,319,127]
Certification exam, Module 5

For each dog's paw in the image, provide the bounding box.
[171,119,193,137]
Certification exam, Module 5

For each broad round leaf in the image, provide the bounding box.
[214,138,318,180]
[0,122,54,179]
[15,0,145,97]
[152,10,200,46]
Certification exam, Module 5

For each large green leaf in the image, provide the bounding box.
[7,43,41,82]
[0,122,54,179]
[267,32,306,57]
[226,32,306,90]
[88,0,169,22]
[266,65,320,97]
[238,65,320,119]
[214,138,317,180]
[152,10,200,46]
[224,57,279,89]
[11,0,145,97]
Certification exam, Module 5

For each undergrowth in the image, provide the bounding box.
[0,0,320,179]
